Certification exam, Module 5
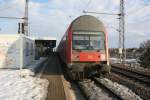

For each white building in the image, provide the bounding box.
[0,34,35,69]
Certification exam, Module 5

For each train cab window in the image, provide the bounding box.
[72,32,105,50]
[90,35,105,50]
[73,35,89,50]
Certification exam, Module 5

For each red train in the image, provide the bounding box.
[57,15,110,80]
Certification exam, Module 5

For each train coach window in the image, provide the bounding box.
[72,32,105,50]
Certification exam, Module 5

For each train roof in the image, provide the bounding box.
[71,15,106,32]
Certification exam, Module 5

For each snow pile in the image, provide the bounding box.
[20,69,35,77]
[79,80,116,100]
[0,69,49,100]
[27,57,48,72]
[109,58,137,64]
[125,59,137,63]
[110,57,150,75]
[109,58,119,64]
[98,78,142,100]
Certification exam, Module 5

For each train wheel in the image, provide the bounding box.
[79,72,84,80]
[71,72,85,80]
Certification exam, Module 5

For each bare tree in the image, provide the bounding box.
[138,40,150,68]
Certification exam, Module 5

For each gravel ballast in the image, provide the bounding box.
[97,78,142,100]
[79,78,143,100]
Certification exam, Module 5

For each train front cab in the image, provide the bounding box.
[69,31,110,79]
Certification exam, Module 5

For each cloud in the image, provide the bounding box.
[0,0,150,48]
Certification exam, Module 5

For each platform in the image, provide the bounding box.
[41,53,66,100]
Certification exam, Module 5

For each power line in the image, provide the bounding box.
[0,1,20,12]
[0,0,29,37]
[0,6,14,12]
[0,16,24,19]
[110,26,120,32]
[83,10,120,16]
[86,0,92,8]
[82,0,92,13]
[69,16,74,20]
[126,5,149,16]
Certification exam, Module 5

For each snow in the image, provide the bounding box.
[109,58,137,64]
[79,78,142,100]
[110,57,150,74]
[27,57,48,72]
[98,78,142,100]
[0,69,49,100]
[79,80,117,100]
[109,58,119,63]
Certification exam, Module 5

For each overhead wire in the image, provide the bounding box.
[0,6,14,12]
[0,1,24,20]
[0,1,18,12]
[126,5,150,16]
[86,0,92,9]
[83,0,120,19]
[69,0,93,21]
[0,16,24,19]
[82,0,92,13]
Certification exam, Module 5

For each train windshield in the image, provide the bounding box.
[72,32,105,50]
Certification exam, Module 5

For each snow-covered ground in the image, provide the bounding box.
[79,80,117,100]
[27,57,48,72]
[79,78,142,100]
[0,69,49,100]
[110,57,150,74]
[0,57,49,100]
[98,78,142,100]
[109,58,137,64]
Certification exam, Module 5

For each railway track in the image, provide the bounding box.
[109,65,150,100]
[111,65,150,86]
[78,79,121,100]
[92,78,122,100]
[77,77,141,100]
[112,64,150,77]
[109,72,150,100]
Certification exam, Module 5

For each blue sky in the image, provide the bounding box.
[0,0,150,48]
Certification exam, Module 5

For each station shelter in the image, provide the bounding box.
[34,37,56,59]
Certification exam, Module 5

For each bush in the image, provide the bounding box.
[138,40,150,68]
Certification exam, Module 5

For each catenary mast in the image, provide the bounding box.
[119,0,126,64]
[24,0,29,36]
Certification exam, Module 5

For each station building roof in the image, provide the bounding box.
[33,37,56,48]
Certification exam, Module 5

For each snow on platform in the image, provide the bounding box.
[0,69,49,100]
[27,57,48,72]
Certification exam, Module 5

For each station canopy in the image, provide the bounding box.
[34,37,56,48]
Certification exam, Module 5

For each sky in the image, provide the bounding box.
[0,0,150,48]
